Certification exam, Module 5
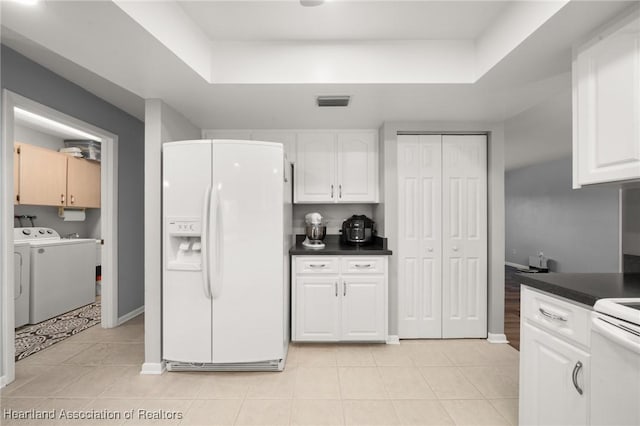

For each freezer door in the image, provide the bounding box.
[163,140,213,363]
[211,141,284,363]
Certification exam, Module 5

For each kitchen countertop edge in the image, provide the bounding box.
[517,272,640,307]
[289,235,392,256]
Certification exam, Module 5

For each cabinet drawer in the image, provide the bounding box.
[295,257,340,274]
[522,286,591,348]
[341,257,386,274]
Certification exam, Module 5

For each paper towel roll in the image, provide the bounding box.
[59,208,86,222]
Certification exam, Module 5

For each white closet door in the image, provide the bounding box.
[441,135,487,338]
[398,135,443,338]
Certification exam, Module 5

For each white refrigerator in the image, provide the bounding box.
[162,139,292,371]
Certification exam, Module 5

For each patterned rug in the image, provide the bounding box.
[15,302,101,361]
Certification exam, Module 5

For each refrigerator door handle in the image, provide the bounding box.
[211,188,224,299]
[201,186,213,299]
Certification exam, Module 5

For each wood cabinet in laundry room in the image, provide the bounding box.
[66,156,101,208]
[14,142,100,208]
[15,142,68,206]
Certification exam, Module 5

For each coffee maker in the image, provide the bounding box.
[302,212,327,249]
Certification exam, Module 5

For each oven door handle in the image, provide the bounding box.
[592,316,640,355]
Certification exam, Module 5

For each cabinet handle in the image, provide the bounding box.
[339,184,342,198]
[61,194,65,204]
[539,308,567,322]
[572,361,583,395]
[343,281,347,296]
[354,264,372,268]
[70,195,75,204]
[309,264,326,268]
[331,185,334,198]
[335,281,338,297]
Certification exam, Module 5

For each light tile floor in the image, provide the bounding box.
[1,315,520,425]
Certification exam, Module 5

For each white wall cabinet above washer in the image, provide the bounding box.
[573,9,640,187]
[295,131,378,204]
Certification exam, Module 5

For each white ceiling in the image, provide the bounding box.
[179,1,509,41]
[0,0,636,170]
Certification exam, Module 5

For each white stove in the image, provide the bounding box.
[590,298,640,425]
[594,298,640,327]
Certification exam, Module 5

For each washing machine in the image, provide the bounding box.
[14,227,96,324]
[13,241,30,328]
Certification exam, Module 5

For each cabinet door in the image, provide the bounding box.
[294,276,341,341]
[66,157,101,208]
[520,322,589,426]
[341,276,385,341]
[442,135,487,338]
[336,132,377,202]
[251,131,297,164]
[14,144,20,204]
[295,133,336,203]
[574,15,640,186]
[18,143,68,206]
[397,135,443,338]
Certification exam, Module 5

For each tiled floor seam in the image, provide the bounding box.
[336,362,346,426]
[232,382,249,426]
[488,398,518,426]
[454,365,488,400]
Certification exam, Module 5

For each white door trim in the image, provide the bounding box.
[1,90,119,387]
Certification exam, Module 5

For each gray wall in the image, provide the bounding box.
[505,157,620,272]
[2,46,145,316]
[623,188,640,256]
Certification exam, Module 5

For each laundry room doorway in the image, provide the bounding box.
[1,90,119,386]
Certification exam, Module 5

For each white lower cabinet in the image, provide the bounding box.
[520,286,591,426]
[341,276,386,341]
[293,255,388,342]
[295,276,341,341]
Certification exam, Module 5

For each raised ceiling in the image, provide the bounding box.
[0,0,636,170]
[178,1,509,41]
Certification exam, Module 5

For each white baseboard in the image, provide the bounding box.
[487,333,509,344]
[140,361,165,375]
[505,261,527,270]
[118,306,144,326]
[386,335,400,345]
[0,375,8,388]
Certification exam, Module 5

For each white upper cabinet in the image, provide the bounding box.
[336,132,378,202]
[203,128,378,203]
[251,131,297,164]
[295,132,337,203]
[296,131,378,203]
[573,11,640,187]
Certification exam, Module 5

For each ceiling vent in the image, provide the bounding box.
[317,96,350,108]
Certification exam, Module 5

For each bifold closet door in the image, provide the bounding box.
[398,135,443,338]
[441,135,487,338]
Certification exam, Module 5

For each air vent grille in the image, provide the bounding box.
[317,96,350,107]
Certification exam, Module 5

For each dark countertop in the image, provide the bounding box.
[517,272,640,306]
[290,235,392,256]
